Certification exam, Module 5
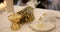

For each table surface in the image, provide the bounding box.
[0,6,60,32]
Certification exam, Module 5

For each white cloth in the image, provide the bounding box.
[26,0,38,8]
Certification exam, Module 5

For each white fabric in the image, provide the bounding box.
[26,0,38,8]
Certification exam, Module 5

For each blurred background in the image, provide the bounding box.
[0,0,60,11]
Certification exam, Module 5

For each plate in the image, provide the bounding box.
[30,10,56,31]
[30,19,56,31]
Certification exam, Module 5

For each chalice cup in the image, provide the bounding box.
[8,14,22,30]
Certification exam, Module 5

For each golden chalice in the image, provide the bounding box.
[8,14,22,30]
